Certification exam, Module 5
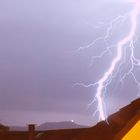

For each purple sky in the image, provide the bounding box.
[0,0,140,126]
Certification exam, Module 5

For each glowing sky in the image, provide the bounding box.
[0,0,140,126]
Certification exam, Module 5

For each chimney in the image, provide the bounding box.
[28,124,35,140]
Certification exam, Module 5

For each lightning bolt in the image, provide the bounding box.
[75,0,140,121]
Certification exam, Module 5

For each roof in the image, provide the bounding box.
[0,124,9,132]
[1,98,140,140]
[40,98,140,140]
[114,110,140,140]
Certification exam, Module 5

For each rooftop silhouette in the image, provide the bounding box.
[1,98,140,140]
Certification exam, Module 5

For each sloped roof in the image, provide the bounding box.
[73,98,140,140]
[114,110,140,140]
[41,98,140,140]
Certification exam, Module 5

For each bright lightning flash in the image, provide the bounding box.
[75,0,140,121]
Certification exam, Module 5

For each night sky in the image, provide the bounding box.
[0,0,140,126]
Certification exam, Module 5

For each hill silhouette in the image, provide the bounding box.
[37,121,86,130]
[10,121,86,131]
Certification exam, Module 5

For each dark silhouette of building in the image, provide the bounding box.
[114,110,140,139]
[0,124,9,132]
[28,124,35,140]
